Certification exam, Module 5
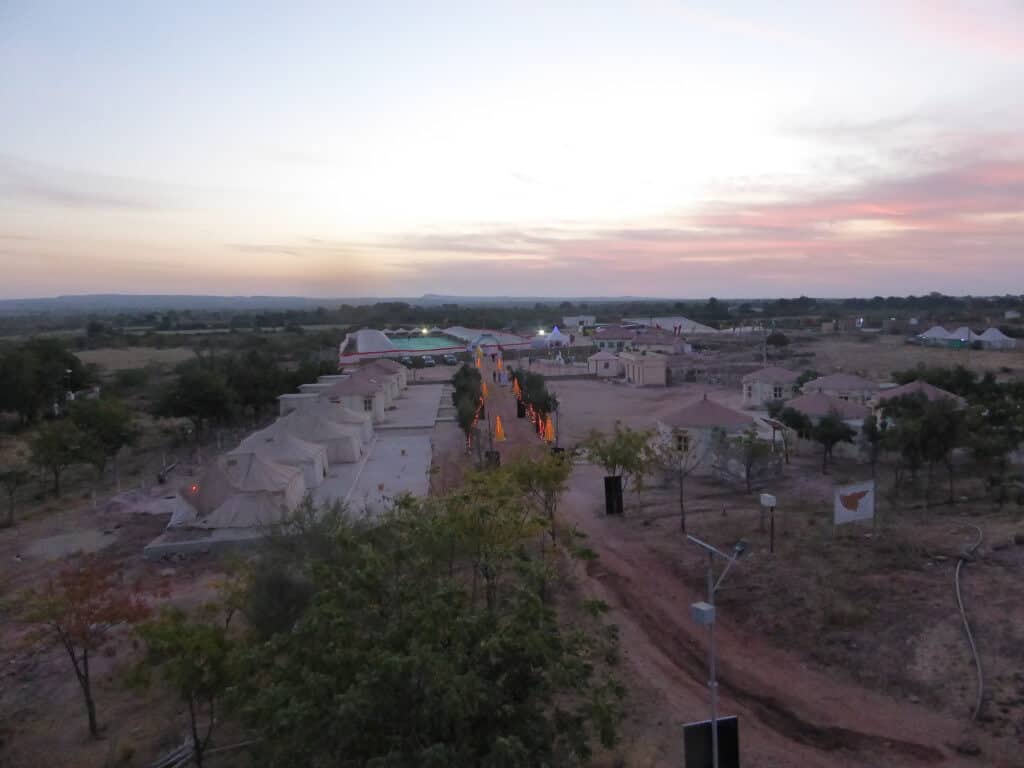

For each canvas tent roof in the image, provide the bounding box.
[275,409,363,463]
[949,326,977,341]
[198,493,292,529]
[659,395,754,431]
[184,453,306,516]
[303,398,374,441]
[919,326,952,339]
[349,328,395,353]
[234,430,329,488]
[979,327,1014,341]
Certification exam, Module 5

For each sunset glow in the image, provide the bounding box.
[1,1,1022,298]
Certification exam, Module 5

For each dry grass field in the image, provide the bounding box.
[76,347,196,371]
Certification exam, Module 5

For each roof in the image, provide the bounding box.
[949,326,976,341]
[742,366,800,384]
[219,452,303,493]
[324,370,386,396]
[787,393,869,420]
[349,328,396,353]
[978,327,1013,341]
[876,380,967,407]
[659,395,755,430]
[235,430,328,464]
[199,493,289,529]
[919,326,952,339]
[803,372,879,392]
[589,350,619,361]
[595,325,677,342]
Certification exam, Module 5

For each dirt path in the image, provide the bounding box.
[462,359,1001,767]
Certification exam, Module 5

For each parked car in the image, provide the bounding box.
[399,355,414,366]
[421,355,436,367]
[442,353,458,365]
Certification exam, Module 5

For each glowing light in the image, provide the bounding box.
[421,327,428,335]
[495,415,506,442]
[538,329,546,336]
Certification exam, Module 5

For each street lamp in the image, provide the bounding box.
[687,535,747,768]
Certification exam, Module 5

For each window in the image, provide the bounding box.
[675,432,691,453]
[745,385,753,399]
[773,385,784,400]
[363,396,374,412]
[603,361,609,369]
[838,394,849,401]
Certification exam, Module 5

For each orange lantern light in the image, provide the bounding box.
[481,381,489,399]
[495,415,506,442]
[544,415,555,443]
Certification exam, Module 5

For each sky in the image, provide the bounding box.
[1,1,1022,300]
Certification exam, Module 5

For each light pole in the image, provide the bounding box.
[687,535,747,768]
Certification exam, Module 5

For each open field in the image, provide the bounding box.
[76,346,197,371]
[791,334,1024,380]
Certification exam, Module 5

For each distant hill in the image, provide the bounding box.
[0,293,675,315]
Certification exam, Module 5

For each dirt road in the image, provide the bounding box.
[456,357,1008,767]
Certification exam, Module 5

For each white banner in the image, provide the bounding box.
[833,480,875,525]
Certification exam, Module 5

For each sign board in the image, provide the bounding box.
[833,480,875,526]
[683,716,739,768]
[759,493,776,508]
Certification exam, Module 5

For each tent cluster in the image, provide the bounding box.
[170,363,409,531]
[917,325,1017,349]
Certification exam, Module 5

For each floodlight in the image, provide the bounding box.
[733,540,748,556]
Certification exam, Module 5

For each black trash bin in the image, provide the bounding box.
[516,401,526,418]
[604,475,624,516]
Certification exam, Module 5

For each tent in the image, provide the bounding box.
[233,429,329,488]
[301,399,374,442]
[949,326,978,343]
[977,327,1017,349]
[918,326,951,340]
[182,453,306,517]
[275,409,363,463]
[546,326,569,347]
[198,492,292,529]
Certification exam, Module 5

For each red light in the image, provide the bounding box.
[190,484,198,493]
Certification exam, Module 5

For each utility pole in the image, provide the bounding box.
[687,535,747,768]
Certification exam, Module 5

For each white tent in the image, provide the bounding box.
[949,326,977,342]
[275,409,363,463]
[233,430,329,488]
[199,493,292,529]
[977,327,1017,350]
[182,453,306,518]
[301,399,374,442]
[919,326,951,340]
[546,326,569,346]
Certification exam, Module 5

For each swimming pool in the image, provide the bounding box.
[390,336,460,350]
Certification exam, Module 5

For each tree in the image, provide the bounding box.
[0,339,91,424]
[0,463,31,528]
[157,366,237,432]
[861,413,884,479]
[734,426,772,492]
[30,420,88,495]
[650,430,707,533]
[69,398,137,486]
[812,412,855,473]
[234,479,623,765]
[20,556,149,738]
[766,331,789,348]
[795,369,820,389]
[133,606,233,768]
[509,452,573,546]
[918,399,965,506]
[585,424,653,513]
